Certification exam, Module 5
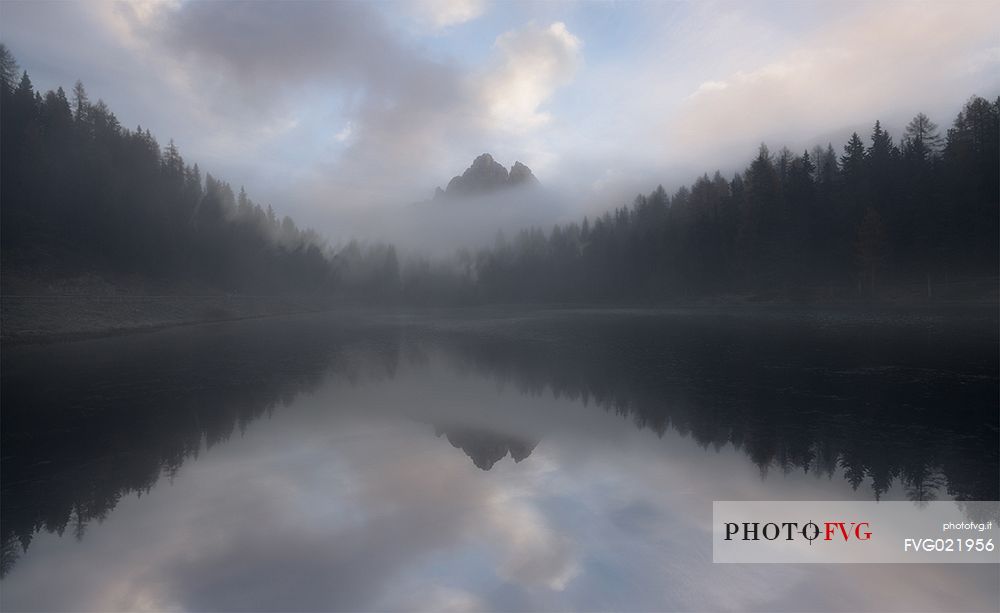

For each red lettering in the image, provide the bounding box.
[824,522,843,541]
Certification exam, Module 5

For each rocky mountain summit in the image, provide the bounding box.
[435,153,539,199]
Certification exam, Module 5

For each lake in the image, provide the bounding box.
[1,307,997,611]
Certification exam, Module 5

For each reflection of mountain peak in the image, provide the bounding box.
[434,426,539,470]
[435,154,539,199]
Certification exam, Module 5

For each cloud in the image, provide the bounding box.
[3,0,997,248]
[142,3,585,208]
[74,1,476,212]
[335,122,354,143]
[414,0,488,29]
[302,19,584,238]
[668,2,1000,162]
[149,4,583,165]
[689,80,729,98]
[480,22,583,132]
[155,1,415,102]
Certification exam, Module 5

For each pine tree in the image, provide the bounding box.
[0,43,19,94]
[903,113,941,162]
[840,133,865,180]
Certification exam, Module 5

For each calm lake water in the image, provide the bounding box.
[2,307,998,611]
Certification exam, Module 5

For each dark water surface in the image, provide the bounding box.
[2,307,998,611]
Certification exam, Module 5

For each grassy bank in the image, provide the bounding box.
[0,294,332,344]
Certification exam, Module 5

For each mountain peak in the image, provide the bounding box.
[472,152,498,166]
[436,154,539,198]
[509,161,538,187]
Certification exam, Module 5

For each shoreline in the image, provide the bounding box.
[0,294,332,345]
[3,294,996,346]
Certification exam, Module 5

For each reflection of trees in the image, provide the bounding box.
[2,310,996,576]
[904,465,946,507]
[427,310,998,504]
[1,318,402,576]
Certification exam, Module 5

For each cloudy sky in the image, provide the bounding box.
[2,0,998,244]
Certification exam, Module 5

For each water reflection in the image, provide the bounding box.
[1,308,997,611]
[434,426,539,471]
[425,308,998,503]
[1,314,402,575]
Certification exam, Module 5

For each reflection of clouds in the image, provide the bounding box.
[533,426,1000,613]
[413,585,484,612]
[1,386,581,611]
[343,424,580,596]
[2,350,998,612]
[150,417,580,611]
[485,490,579,591]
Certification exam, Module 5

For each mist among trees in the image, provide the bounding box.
[2,45,997,304]
[472,104,998,302]
[1,45,400,298]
